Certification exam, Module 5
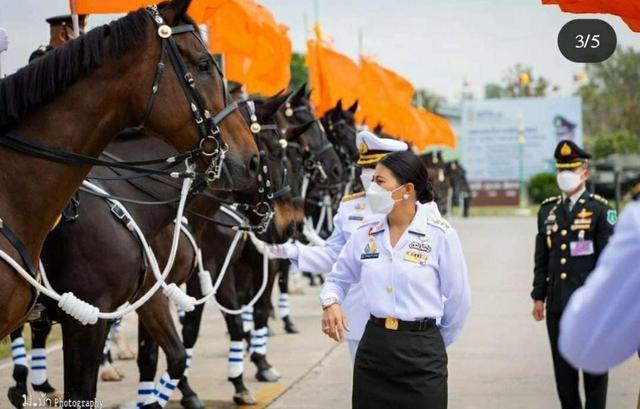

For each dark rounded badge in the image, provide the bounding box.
[558,19,617,63]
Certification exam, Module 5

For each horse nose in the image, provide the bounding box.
[248,154,260,176]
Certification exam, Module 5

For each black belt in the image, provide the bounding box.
[369,315,436,331]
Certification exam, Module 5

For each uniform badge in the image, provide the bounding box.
[607,209,617,225]
[570,240,594,256]
[360,236,379,260]
[409,241,431,253]
[403,249,428,265]
[355,203,366,211]
[348,215,364,221]
[576,209,593,219]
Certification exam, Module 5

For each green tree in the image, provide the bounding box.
[484,63,558,99]
[580,47,640,144]
[289,52,308,92]
[528,172,560,204]
[413,88,445,112]
[590,130,640,159]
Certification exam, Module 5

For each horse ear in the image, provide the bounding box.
[347,100,359,114]
[257,91,292,120]
[161,0,192,26]
[336,99,343,111]
[374,122,383,134]
[291,83,307,103]
[306,88,313,99]
[285,121,314,141]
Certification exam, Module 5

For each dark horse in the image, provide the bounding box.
[0,0,258,340]
[130,92,300,409]
[420,151,451,214]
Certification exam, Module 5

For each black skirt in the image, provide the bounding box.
[353,320,448,409]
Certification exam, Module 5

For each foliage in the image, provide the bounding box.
[590,130,640,159]
[413,88,446,112]
[580,47,640,149]
[527,172,560,204]
[485,63,558,99]
[289,52,308,92]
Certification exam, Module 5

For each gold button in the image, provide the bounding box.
[560,273,567,280]
[560,258,567,265]
[561,244,567,251]
[386,286,393,293]
[561,230,567,236]
[546,277,550,282]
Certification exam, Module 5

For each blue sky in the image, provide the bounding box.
[1,0,639,101]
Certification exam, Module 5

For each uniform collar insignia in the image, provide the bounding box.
[368,222,385,234]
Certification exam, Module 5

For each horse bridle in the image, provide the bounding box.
[325,117,358,194]
[283,102,335,185]
[141,5,239,183]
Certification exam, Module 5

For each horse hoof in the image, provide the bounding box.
[100,367,122,382]
[44,390,65,406]
[255,368,281,382]
[233,391,257,405]
[7,385,27,409]
[117,346,136,360]
[283,317,300,334]
[142,403,163,409]
[180,394,205,409]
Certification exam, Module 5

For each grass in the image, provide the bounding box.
[0,324,62,361]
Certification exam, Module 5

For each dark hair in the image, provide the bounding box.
[379,150,434,203]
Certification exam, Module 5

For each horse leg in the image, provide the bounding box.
[7,326,28,409]
[177,274,204,409]
[61,315,110,405]
[277,265,299,334]
[136,320,159,409]
[100,322,124,382]
[138,295,187,409]
[111,318,136,360]
[250,262,281,383]
[29,321,63,402]
[225,313,256,405]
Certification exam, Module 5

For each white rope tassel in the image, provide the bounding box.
[163,283,196,312]
[303,218,326,246]
[198,269,214,296]
[57,292,99,325]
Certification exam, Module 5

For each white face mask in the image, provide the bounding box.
[359,168,375,191]
[557,170,584,193]
[366,182,405,215]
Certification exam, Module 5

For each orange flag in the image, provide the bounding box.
[305,39,361,116]
[73,0,149,14]
[357,56,416,141]
[202,0,291,95]
[542,0,640,32]
[418,108,457,150]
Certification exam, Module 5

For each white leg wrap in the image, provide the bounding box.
[11,337,27,367]
[184,348,193,377]
[278,293,290,318]
[227,341,244,379]
[149,372,178,407]
[241,306,254,333]
[249,327,267,356]
[30,348,48,386]
[136,381,155,409]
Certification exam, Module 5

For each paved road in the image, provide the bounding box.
[1,217,638,408]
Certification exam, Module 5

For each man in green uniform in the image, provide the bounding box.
[29,14,87,62]
[531,140,615,409]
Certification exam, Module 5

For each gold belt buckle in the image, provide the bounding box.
[384,317,399,330]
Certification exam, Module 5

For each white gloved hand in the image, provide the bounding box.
[267,242,299,259]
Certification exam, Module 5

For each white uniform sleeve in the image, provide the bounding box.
[438,229,471,347]
[319,230,363,305]
[290,205,346,273]
[559,202,640,373]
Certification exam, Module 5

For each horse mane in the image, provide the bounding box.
[0,9,150,129]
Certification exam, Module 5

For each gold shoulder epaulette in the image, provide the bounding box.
[590,193,609,205]
[38,45,48,52]
[342,191,365,202]
[541,196,560,205]
[427,217,452,233]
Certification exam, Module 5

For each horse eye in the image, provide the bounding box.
[197,60,210,72]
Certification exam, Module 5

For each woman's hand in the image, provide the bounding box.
[321,304,349,342]
[532,300,545,321]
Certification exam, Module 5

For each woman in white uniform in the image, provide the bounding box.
[269,131,440,361]
[320,150,471,409]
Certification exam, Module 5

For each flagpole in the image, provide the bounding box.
[69,0,80,37]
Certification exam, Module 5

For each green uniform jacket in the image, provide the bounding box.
[531,190,615,314]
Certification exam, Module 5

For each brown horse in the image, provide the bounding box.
[0,0,258,339]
